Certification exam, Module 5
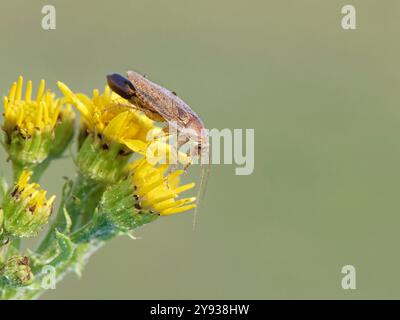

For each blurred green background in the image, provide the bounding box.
[1,0,400,299]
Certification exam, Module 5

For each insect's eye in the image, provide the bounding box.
[107,74,137,99]
[124,80,136,92]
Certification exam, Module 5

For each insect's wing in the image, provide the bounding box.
[127,71,192,128]
[148,93,190,128]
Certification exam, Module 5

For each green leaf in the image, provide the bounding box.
[61,207,73,234]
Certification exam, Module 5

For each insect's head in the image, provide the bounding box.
[107,73,136,100]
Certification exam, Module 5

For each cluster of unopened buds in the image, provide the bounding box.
[0,76,197,299]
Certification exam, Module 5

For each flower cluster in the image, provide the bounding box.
[0,75,197,299]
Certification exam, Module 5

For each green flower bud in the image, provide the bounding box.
[95,157,198,234]
[0,255,33,287]
[50,105,76,157]
[69,176,159,245]
[100,179,159,233]
[1,171,55,239]
[5,127,53,169]
[77,133,131,184]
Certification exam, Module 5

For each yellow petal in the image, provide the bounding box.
[161,204,197,215]
[16,76,23,101]
[25,80,32,101]
[173,182,196,195]
[123,139,147,154]
[58,82,90,120]
[8,82,17,101]
[36,79,45,102]
[103,111,129,139]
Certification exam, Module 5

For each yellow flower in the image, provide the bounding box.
[57,81,153,153]
[1,170,55,239]
[57,81,191,166]
[2,76,75,167]
[13,171,56,215]
[129,158,196,215]
[99,158,196,233]
[4,76,62,138]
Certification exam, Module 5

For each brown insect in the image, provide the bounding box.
[107,71,210,227]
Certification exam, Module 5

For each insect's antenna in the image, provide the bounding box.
[192,165,204,231]
[102,101,138,113]
[192,147,211,230]
[201,147,212,201]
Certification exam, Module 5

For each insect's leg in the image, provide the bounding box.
[177,135,190,154]
[152,125,172,143]
[162,126,171,135]
[102,102,140,113]
[161,127,190,171]
[177,134,192,170]
[177,135,190,148]
[183,162,192,171]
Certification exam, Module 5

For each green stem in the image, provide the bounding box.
[21,241,104,300]
[70,215,117,244]
[31,158,51,182]
[11,159,49,183]
[5,238,21,259]
[36,173,105,254]
[12,162,29,181]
